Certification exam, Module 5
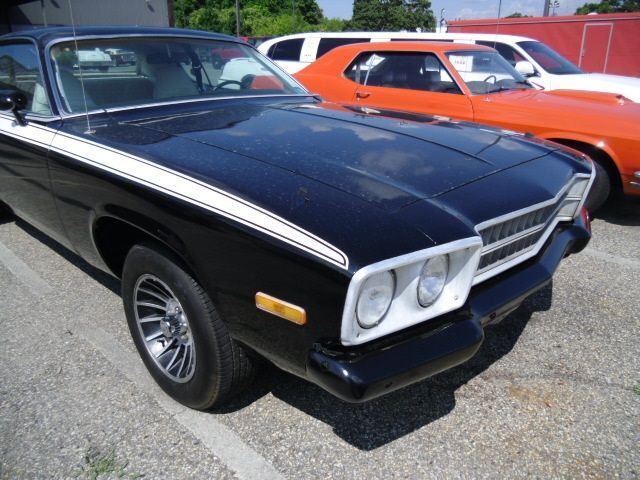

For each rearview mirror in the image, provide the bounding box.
[515,61,536,77]
[0,90,28,126]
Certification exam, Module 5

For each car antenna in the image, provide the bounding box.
[67,0,94,134]
[493,0,503,48]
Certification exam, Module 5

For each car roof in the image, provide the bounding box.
[259,31,535,47]
[333,41,493,55]
[1,26,241,46]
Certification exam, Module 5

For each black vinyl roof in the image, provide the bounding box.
[1,26,242,46]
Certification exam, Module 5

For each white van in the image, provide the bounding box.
[258,32,640,102]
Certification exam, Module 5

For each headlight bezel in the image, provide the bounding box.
[341,237,483,346]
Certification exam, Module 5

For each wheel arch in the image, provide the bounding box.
[541,133,622,189]
[91,213,196,281]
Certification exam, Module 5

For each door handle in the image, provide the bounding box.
[356,91,371,100]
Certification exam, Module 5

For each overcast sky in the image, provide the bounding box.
[317,0,590,20]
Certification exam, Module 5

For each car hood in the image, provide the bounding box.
[550,73,640,102]
[127,101,556,212]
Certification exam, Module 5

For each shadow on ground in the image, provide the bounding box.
[593,194,640,227]
[220,285,554,450]
[15,219,120,295]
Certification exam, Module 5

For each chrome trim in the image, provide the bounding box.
[481,222,547,254]
[101,94,314,114]
[634,171,640,178]
[44,34,312,117]
[472,172,593,286]
[630,181,640,189]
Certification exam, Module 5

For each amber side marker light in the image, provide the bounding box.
[255,292,307,325]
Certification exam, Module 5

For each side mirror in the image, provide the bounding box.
[515,61,536,77]
[0,90,28,126]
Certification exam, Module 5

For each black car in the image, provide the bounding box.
[0,27,593,410]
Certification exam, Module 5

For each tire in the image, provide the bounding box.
[584,161,611,214]
[98,66,109,72]
[122,244,254,409]
[0,201,12,220]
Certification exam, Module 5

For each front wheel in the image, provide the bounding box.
[122,244,254,409]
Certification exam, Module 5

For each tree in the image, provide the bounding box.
[173,0,329,35]
[575,0,640,14]
[349,0,435,32]
[505,12,530,18]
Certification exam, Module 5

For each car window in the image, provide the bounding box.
[268,38,304,62]
[517,41,582,75]
[49,38,305,113]
[344,51,461,94]
[316,38,369,59]
[476,41,525,66]
[446,50,532,94]
[0,42,52,115]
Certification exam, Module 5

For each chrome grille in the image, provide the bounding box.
[474,174,591,282]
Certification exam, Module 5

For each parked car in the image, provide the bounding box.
[295,41,640,208]
[104,48,137,66]
[0,27,593,409]
[259,32,640,102]
[76,47,112,71]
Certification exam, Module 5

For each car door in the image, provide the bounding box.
[0,40,70,244]
[348,51,474,120]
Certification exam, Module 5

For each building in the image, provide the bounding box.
[1,0,173,34]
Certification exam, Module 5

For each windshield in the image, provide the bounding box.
[445,50,532,95]
[49,37,306,113]
[517,41,582,75]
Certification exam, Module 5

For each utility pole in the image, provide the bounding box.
[235,0,240,37]
[543,0,550,16]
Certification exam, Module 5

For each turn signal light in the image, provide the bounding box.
[255,292,307,325]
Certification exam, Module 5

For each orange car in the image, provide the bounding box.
[295,42,640,204]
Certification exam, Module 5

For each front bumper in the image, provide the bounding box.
[306,214,591,402]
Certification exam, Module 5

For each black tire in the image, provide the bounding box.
[584,161,611,214]
[122,244,254,409]
[0,201,12,220]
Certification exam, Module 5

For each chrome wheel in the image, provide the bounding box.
[133,274,196,382]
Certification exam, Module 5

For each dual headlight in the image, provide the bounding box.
[356,255,449,329]
[341,237,483,346]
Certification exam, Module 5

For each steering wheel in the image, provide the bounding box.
[214,80,243,90]
[483,75,497,84]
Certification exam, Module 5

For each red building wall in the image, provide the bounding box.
[448,13,640,77]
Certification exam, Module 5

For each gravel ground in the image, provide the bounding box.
[0,196,638,479]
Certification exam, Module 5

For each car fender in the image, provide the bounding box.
[536,131,622,171]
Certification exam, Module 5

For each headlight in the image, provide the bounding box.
[418,255,449,307]
[341,237,484,346]
[356,271,395,328]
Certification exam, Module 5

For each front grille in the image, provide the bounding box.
[474,175,588,281]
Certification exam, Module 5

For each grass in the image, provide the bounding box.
[634,383,640,396]
[78,447,141,479]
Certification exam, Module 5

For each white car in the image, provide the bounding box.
[258,32,640,102]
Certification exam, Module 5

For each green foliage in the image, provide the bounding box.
[505,12,530,18]
[349,0,436,32]
[173,0,334,36]
[575,0,640,14]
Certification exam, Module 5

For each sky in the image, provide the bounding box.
[317,0,591,21]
